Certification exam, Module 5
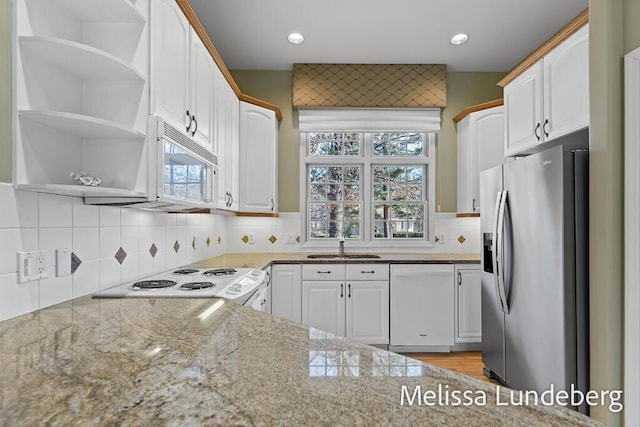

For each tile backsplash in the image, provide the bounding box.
[0,183,480,322]
[0,184,227,321]
[226,212,480,254]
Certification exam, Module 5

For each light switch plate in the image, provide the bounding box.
[17,250,49,283]
[56,248,72,276]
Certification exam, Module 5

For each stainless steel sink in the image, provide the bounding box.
[306,254,381,259]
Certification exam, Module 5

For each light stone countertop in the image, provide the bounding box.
[189,252,481,270]
[0,296,601,426]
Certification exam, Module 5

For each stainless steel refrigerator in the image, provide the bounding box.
[480,144,589,414]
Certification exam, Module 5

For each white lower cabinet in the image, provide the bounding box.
[302,264,389,345]
[455,265,482,343]
[390,264,454,348]
[270,264,302,323]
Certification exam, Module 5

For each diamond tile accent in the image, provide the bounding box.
[206,237,211,247]
[435,235,440,243]
[114,247,127,265]
[296,235,301,243]
[217,236,222,245]
[457,235,466,244]
[241,235,249,244]
[149,243,158,258]
[173,241,180,253]
[71,252,82,274]
[268,235,277,244]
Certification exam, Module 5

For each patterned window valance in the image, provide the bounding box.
[292,64,447,109]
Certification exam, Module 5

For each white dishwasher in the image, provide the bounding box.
[390,264,454,349]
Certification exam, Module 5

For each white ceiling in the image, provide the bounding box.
[188,0,588,72]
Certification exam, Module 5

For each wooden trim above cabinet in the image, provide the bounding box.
[497,9,589,88]
[452,98,503,124]
[175,0,283,121]
[239,94,284,122]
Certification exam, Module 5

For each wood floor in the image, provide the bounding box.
[403,351,500,385]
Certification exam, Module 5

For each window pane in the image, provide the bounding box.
[343,222,360,239]
[372,164,426,240]
[307,165,362,240]
[372,133,424,156]
[344,185,360,201]
[308,132,360,156]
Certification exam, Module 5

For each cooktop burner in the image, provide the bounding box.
[202,268,237,277]
[180,281,216,290]
[131,279,177,289]
[173,268,200,275]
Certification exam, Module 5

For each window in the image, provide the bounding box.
[301,130,436,246]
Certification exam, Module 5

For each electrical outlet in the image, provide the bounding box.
[56,248,72,277]
[438,233,446,244]
[248,234,255,244]
[17,250,49,283]
[286,233,297,244]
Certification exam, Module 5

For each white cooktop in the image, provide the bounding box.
[92,267,267,305]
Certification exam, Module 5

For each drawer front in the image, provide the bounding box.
[346,264,389,281]
[302,264,346,281]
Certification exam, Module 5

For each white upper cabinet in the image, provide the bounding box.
[150,0,189,135]
[504,24,589,157]
[13,0,150,197]
[239,102,278,213]
[226,86,240,211]
[457,105,504,214]
[189,28,215,148]
[543,25,590,141]
[151,0,213,151]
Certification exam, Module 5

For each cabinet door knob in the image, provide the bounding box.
[534,123,541,141]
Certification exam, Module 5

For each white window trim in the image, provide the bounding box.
[299,133,437,251]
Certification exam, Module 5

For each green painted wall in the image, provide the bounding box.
[439,72,505,212]
[231,69,504,213]
[0,0,11,183]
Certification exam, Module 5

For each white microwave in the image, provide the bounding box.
[85,116,217,211]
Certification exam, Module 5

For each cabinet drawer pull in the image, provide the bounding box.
[317,271,332,274]
[419,334,429,337]
[348,283,351,298]
[360,270,375,274]
[458,271,462,286]
[340,283,344,298]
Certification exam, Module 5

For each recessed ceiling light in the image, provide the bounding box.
[287,32,305,45]
[450,33,469,45]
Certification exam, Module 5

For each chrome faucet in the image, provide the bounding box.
[339,235,345,256]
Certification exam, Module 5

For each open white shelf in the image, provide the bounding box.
[16,184,148,198]
[20,36,145,82]
[19,110,145,139]
[56,0,146,23]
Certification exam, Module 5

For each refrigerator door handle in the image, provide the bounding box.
[492,191,505,313]
[496,190,510,314]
